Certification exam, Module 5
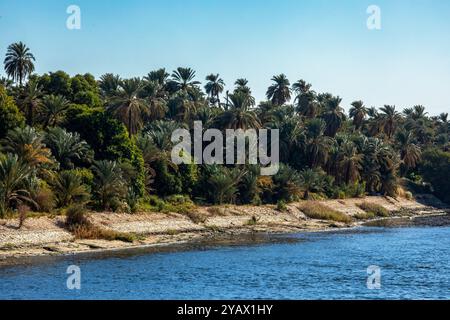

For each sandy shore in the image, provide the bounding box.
[1,195,448,262]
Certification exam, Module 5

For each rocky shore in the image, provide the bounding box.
[1,195,448,263]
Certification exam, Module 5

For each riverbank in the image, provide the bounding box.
[1,195,448,262]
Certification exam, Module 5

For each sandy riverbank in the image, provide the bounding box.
[1,195,448,261]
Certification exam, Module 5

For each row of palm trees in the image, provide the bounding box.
[1,41,449,214]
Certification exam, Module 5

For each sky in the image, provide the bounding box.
[1,0,450,115]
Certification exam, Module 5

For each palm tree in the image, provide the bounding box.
[299,169,325,200]
[141,80,167,120]
[108,78,149,137]
[171,67,200,93]
[266,74,291,106]
[52,171,89,207]
[18,78,42,125]
[380,105,400,140]
[305,119,333,168]
[349,100,367,131]
[0,153,36,216]
[233,79,255,107]
[396,130,421,172]
[337,140,363,184]
[99,73,121,98]
[204,74,225,107]
[45,127,92,169]
[145,68,170,87]
[1,126,52,169]
[293,79,317,118]
[92,160,125,210]
[322,96,345,137]
[40,94,70,128]
[3,42,35,86]
[214,91,261,129]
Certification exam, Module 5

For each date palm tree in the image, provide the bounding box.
[0,153,36,216]
[108,78,149,137]
[293,79,317,118]
[92,160,125,210]
[214,91,261,129]
[349,100,367,131]
[305,118,333,168]
[171,67,200,93]
[322,96,345,137]
[52,171,89,207]
[204,73,225,107]
[99,73,121,98]
[3,42,35,86]
[45,127,92,170]
[396,130,421,172]
[380,105,400,140]
[40,94,70,128]
[1,126,52,169]
[337,140,363,184]
[19,79,42,125]
[266,74,291,106]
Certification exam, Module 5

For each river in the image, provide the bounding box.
[1,225,449,299]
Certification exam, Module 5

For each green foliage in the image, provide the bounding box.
[52,170,89,208]
[0,85,25,139]
[420,149,450,203]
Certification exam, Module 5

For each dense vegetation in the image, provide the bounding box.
[0,42,449,217]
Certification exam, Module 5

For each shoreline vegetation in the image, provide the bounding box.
[1,42,450,263]
[1,195,449,262]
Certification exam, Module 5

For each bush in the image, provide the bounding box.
[299,202,352,223]
[419,149,450,204]
[357,202,389,217]
[0,85,25,139]
[65,205,90,227]
[276,200,288,212]
[32,183,55,212]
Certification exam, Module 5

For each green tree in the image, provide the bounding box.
[3,42,35,86]
[0,85,25,138]
[266,74,291,106]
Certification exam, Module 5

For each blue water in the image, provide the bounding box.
[1,226,450,299]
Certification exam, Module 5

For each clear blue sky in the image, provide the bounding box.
[1,0,449,114]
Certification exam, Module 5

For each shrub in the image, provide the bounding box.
[65,205,89,227]
[299,202,352,223]
[32,184,55,212]
[0,85,25,139]
[276,200,288,212]
[357,202,389,217]
[18,205,29,229]
[186,211,207,224]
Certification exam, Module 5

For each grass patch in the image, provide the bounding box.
[357,202,389,218]
[299,202,352,223]
[65,205,135,243]
[185,211,207,224]
[245,215,260,226]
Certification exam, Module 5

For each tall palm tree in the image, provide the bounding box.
[322,96,345,137]
[145,68,170,86]
[141,80,167,120]
[40,94,70,128]
[266,74,291,106]
[214,91,261,129]
[171,67,200,93]
[45,127,92,169]
[305,119,333,168]
[204,74,225,107]
[233,78,255,106]
[108,78,149,137]
[380,105,400,140]
[99,73,121,98]
[3,42,35,86]
[19,78,42,125]
[396,130,421,172]
[337,140,363,184]
[349,100,367,131]
[293,79,317,118]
